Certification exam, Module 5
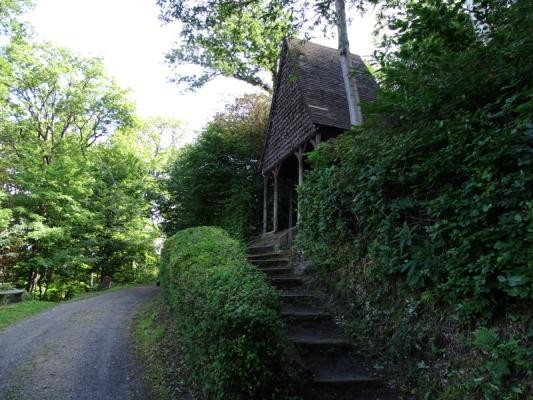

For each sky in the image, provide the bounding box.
[27,0,377,140]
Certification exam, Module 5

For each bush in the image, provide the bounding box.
[159,226,298,400]
[297,1,532,397]
[298,0,532,319]
[0,282,15,290]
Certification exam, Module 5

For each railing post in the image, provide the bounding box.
[295,146,305,223]
[272,166,280,232]
[262,175,268,234]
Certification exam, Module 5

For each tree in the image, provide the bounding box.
[299,0,533,315]
[161,94,269,239]
[136,116,184,176]
[0,40,137,296]
[87,131,159,283]
[297,1,532,396]
[0,0,30,38]
[0,41,134,165]
[335,0,362,125]
[157,0,368,106]
[157,0,293,92]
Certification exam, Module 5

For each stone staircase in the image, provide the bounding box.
[247,231,395,400]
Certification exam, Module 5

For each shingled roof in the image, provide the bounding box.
[261,39,378,174]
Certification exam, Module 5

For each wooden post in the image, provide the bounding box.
[295,146,305,223]
[262,175,268,234]
[288,183,293,244]
[272,166,280,232]
[289,184,294,228]
[310,133,322,149]
[295,146,304,187]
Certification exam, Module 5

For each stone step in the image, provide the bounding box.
[311,383,395,400]
[260,267,294,276]
[285,318,349,350]
[281,305,331,321]
[280,293,318,306]
[300,348,377,381]
[246,245,275,255]
[291,335,352,348]
[247,251,289,261]
[251,258,290,267]
[269,274,303,289]
[311,385,391,400]
[247,237,394,399]
[313,376,383,393]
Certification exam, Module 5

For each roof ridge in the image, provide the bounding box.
[287,37,362,57]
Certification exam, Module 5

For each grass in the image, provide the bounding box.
[0,300,56,331]
[0,283,152,332]
[133,295,202,400]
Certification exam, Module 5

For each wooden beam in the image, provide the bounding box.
[262,175,268,234]
[288,183,293,230]
[310,133,322,149]
[294,146,305,223]
[295,146,304,187]
[272,165,280,232]
[288,182,294,246]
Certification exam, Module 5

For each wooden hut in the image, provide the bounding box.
[261,38,378,234]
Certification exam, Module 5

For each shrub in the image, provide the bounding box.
[298,0,533,319]
[296,1,532,397]
[0,282,15,290]
[160,226,297,400]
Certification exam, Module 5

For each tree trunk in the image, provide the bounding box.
[335,0,363,126]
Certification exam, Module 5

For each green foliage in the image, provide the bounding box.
[156,0,364,91]
[466,328,531,399]
[0,299,56,331]
[133,296,202,400]
[298,0,532,318]
[87,131,159,282]
[0,0,30,38]
[297,0,532,397]
[159,226,298,400]
[161,94,268,240]
[0,282,14,290]
[157,0,293,91]
[0,39,159,297]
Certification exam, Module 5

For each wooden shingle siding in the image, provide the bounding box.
[262,49,317,174]
[261,39,378,175]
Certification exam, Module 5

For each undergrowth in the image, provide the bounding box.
[297,1,532,398]
[133,295,202,400]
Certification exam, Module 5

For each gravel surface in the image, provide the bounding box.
[0,285,159,400]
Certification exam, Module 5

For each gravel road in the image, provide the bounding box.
[0,285,159,400]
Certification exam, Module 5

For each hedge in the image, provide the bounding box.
[159,226,297,400]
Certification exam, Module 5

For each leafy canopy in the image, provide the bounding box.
[160,94,269,239]
[0,38,158,297]
[157,0,368,91]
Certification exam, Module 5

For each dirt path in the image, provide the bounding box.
[0,285,158,400]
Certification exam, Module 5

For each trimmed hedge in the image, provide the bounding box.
[160,226,296,400]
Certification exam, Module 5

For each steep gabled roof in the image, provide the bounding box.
[261,39,379,174]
